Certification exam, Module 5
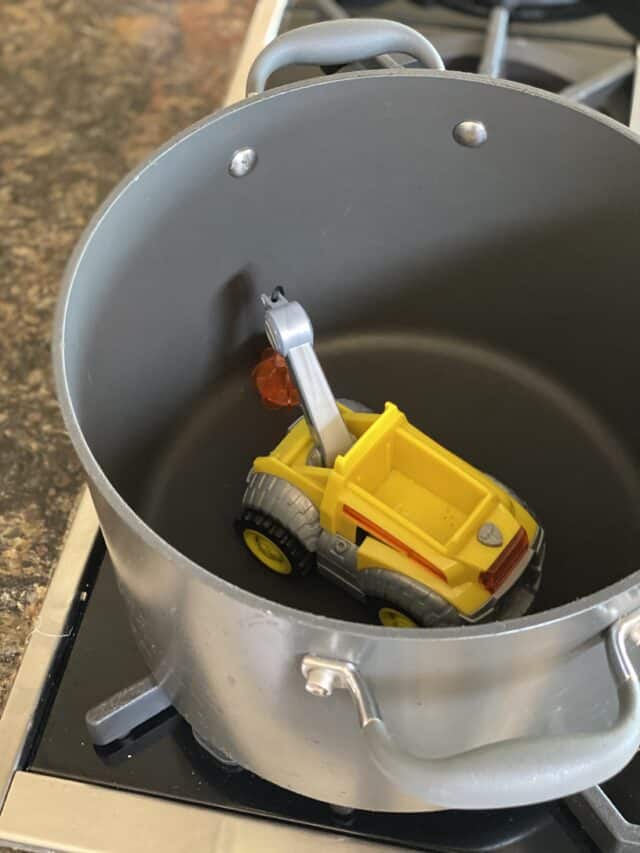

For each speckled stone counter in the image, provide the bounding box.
[0,0,255,714]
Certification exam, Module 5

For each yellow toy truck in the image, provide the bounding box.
[237,290,544,628]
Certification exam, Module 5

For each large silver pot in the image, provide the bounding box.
[55,19,640,812]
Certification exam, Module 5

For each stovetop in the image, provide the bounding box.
[14,518,640,852]
[6,491,640,851]
[2,2,640,850]
[271,0,636,126]
[27,547,597,853]
[432,0,595,22]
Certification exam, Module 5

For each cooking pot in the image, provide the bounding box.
[55,18,640,812]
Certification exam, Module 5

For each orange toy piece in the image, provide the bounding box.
[253,347,301,409]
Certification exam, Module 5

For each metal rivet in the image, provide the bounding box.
[453,120,488,148]
[228,147,257,177]
[304,668,337,698]
[478,522,503,547]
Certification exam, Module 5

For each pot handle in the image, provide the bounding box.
[246,19,445,96]
[301,608,640,810]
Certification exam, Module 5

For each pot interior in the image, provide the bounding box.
[60,72,640,624]
[140,331,640,621]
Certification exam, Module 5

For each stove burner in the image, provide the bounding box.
[599,0,640,38]
[434,0,596,23]
[446,55,569,90]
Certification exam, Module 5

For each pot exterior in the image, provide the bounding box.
[57,71,640,810]
[93,488,640,811]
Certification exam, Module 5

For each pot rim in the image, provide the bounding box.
[53,68,640,641]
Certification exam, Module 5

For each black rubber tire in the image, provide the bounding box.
[235,509,314,576]
[361,569,463,628]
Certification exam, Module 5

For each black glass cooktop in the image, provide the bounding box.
[24,545,602,852]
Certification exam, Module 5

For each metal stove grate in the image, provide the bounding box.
[436,0,596,23]
[291,1,637,126]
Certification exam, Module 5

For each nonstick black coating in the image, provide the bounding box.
[58,74,640,626]
[139,332,640,623]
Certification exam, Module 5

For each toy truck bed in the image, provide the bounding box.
[335,403,498,555]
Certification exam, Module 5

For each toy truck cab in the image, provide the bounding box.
[238,291,544,627]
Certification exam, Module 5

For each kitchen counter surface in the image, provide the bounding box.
[0,0,255,715]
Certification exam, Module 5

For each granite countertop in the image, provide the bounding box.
[0,0,255,714]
